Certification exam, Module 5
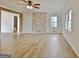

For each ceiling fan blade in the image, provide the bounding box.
[22,0,27,3]
[33,3,40,6]
[35,7,40,9]
[32,5,40,9]
[34,7,40,9]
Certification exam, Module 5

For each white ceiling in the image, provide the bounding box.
[0,0,67,13]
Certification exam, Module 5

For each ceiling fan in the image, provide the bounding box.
[18,0,40,9]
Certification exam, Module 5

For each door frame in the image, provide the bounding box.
[0,8,1,33]
[0,7,23,33]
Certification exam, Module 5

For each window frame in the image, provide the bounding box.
[68,9,72,31]
[50,16,58,28]
[65,12,68,30]
[64,9,72,32]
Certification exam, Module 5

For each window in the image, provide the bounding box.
[65,9,72,31]
[68,9,72,31]
[65,13,68,30]
[51,16,57,28]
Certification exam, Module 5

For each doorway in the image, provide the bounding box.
[0,7,23,33]
[14,16,18,33]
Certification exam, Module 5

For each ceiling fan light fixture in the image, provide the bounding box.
[27,6,33,9]
[27,5,30,8]
[30,6,33,9]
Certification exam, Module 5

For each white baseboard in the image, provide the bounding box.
[63,33,79,57]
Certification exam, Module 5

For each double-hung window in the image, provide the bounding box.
[51,16,57,28]
[65,13,68,30]
[65,9,72,31]
[68,9,72,31]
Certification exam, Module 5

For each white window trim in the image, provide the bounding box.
[65,9,72,32]
[51,16,58,28]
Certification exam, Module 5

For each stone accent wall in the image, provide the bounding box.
[32,12,47,33]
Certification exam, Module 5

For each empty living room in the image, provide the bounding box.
[0,0,79,58]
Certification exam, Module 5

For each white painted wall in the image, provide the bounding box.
[23,12,32,33]
[1,0,79,57]
[46,12,62,33]
[62,0,79,56]
[1,10,62,33]
[0,1,62,33]
[1,10,19,33]
[22,12,62,33]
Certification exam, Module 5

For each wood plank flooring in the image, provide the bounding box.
[0,33,78,58]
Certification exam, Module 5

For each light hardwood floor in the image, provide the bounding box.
[0,33,78,58]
